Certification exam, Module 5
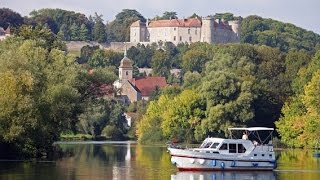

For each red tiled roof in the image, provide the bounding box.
[129,77,167,96]
[148,18,202,28]
[125,112,139,120]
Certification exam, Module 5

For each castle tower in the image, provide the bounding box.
[119,49,133,82]
[200,17,215,43]
[228,20,241,42]
[130,20,147,42]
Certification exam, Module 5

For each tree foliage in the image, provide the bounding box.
[0,37,80,157]
[276,51,320,147]
[107,9,145,42]
[241,15,320,52]
[0,8,24,29]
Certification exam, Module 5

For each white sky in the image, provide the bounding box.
[1,0,319,34]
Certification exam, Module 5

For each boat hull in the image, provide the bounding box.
[169,148,276,171]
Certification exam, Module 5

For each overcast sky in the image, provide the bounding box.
[1,0,319,34]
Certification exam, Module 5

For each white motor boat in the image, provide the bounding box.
[168,127,276,171]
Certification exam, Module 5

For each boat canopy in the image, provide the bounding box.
[228,127,274,131]
[228,127,274,144]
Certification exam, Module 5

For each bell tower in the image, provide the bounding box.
[119,49,133,83]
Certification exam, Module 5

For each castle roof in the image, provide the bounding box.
[131,20,145,27]
[129,77,167,96]
[214,21,232,31]
[148,18,202,28]
[119,56,133,68]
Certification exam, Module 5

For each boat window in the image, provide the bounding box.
[200,142,212,148]
[219,143,228,150]
[254,154,257,156]
[204,142,212,148]
[229,143,237,153]
[211,143,220,149]
[237,144,246,153]
[262,154,265,156]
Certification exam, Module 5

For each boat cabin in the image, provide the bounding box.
[196,138,254,155]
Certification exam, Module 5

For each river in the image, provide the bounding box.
[0,141,319,180]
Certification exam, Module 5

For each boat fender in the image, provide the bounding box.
[171,161,176,165]
[220,162,225,169]
[189,158,195,164]
[199,159,205,165]
[272,161,277,169]
[231,160,236,167]
[252,162,259,167]
[212,160,216,166]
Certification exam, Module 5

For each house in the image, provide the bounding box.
[0,26,11,41]
[114,52,167,103]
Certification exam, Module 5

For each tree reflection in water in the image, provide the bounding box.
[0,142,319,180]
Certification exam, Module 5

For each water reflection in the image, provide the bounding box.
[171,171,276,180]
[0,142,319,180]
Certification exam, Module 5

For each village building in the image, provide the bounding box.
[0,26,11,41]
[130,17,241,45]
[114,52,167,103]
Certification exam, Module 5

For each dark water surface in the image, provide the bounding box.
[0,141,319,180]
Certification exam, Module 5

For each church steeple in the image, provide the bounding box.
[119,47,133,82]
[124,45,127,57]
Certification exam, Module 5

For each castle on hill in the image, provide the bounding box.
[130,16,241,45]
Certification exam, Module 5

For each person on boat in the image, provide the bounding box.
[242,131,248,140]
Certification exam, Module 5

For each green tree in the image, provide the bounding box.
[241,15,320,52]
[0,37,81,157]
[16,25,66,51]
[0,8,24,28]
[92,13,107,42]
[197,53,256,140]
[70,23,80,40]
[183,71,202,89]
[214,13,236,21]
[107,9,145,42]
[87,49,108,68]
[161,89,205,142]
[160,11,178,20]
[79,45,99,64]
[27,8,93,40]
[57,24,69,40]
[79,23,89,41]
[151,49,171,78]
[276,51,320,148]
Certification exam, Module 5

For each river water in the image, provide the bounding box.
[0,141,319,180]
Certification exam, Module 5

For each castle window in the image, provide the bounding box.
[188,29,191,34]
[180,36,182,41]
[189,37,192,42]
[174,36,176,41]
[126,71,128,76]
[174,27,176,31]
[195,29,197,35]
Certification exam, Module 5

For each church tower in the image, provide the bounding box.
[119,49,133,83]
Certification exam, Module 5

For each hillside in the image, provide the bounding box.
[241,15,320,52]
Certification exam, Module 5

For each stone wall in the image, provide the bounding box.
[66,41,109,51]
[110,42,154,51]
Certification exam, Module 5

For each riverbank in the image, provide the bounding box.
[60,133,134,141]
